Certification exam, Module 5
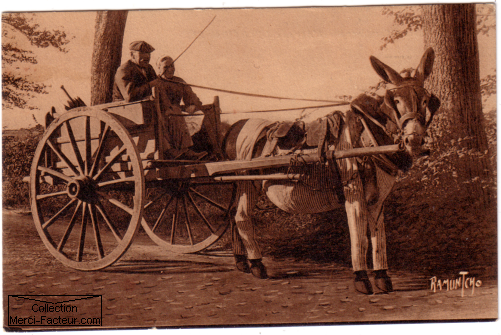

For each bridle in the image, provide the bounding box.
[385,84,430,131]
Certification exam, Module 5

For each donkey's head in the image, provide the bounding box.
[370,48,440,156]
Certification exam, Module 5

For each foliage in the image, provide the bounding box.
[476,5,496,36]
[382,118,497,277]
[2,126,44,208]
[480,69,497,99]
[381,6,423,50]
[2,13,71,110]
[2,13,70,51]
[2,73,47,110]
[381,4,496,50]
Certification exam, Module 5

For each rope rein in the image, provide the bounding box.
[161,78,351,106]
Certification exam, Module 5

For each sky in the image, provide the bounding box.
[1,2,496,130]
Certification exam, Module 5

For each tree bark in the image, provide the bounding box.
[422,4,491,204]
[90,11,128,106]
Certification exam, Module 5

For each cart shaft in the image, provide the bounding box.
[204,144,403,176]
[159,143,403,179]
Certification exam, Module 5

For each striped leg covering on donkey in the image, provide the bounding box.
[337,120,396,294]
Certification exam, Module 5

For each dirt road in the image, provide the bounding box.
[2,210,497,330]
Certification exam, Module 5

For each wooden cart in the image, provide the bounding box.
[29,95,402,271]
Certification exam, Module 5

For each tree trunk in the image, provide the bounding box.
[90,11,128,106]
[422,4,491,205]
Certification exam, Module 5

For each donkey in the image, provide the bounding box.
[222,48,440,294]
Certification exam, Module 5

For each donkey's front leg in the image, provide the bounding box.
[344,176,373,295]
[369,209,393,293]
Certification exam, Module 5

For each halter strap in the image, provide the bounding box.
[387,85,430,131]
[397,112,419,129]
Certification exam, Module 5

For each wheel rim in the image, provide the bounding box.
[30,109,144,270]
[141,181,235,253]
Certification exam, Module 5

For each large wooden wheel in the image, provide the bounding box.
[30,109,145,270]
[141,180,235,253]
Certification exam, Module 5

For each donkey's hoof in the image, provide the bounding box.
[235,255,250,273]
[375,276,394,293]
[250,260,268,279]
[236,261,250,273]
[354,278,374,295]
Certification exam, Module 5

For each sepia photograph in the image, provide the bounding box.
[2,0,497,332]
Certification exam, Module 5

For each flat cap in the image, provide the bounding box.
[129,41,155,53]
[157,55,174,68]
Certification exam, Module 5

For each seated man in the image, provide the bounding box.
[113,41,157,102]
[152,55,206,160]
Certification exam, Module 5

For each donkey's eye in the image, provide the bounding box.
[422,99,428,106]
[394,99,401,105]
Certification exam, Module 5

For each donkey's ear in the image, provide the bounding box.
[370,56,403,85]
[415,48,435,84]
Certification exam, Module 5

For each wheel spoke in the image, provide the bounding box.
[151,194,175,232]
[170,197,179,244]
[145,189,170,210]
[93,147,127,182]
[42,198,77,230]
[85,116,91,175]
[36,190,68,201]
[57,200,82,251]
[89,204,104,259]
[107,198,134,216]
[182,195,194,246]
[65,120,85,175]
[187,192,215,234]
[46,139,80,176]
[38,166,72,183]
[89,124,111,177]
[189,187,227,211]
[95,202,122,242]
[77,203,87,261]
[97,176,137,188]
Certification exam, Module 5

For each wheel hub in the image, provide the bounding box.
[66,177,97,203]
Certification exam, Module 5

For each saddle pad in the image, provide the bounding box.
[236,118,276,160]
[305,118,327,147]
[271,121,295,138]
[305,111,343,147]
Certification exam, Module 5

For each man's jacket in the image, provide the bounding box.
[112,60,157,102]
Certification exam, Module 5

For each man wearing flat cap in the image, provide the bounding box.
[112,41,157,102]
